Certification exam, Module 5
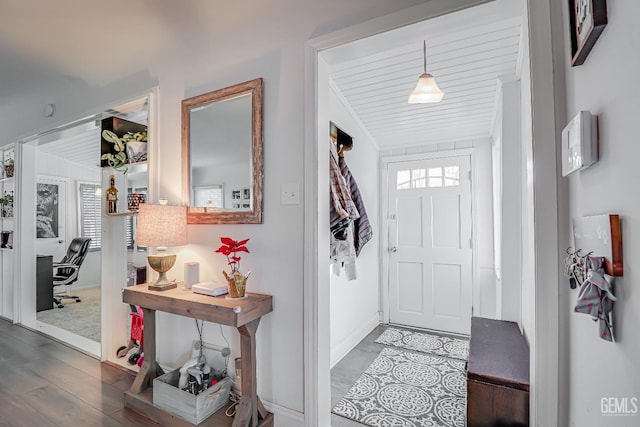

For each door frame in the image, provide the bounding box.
[304,1,561,426]
[380,149,478,328]
[13,88,158,362]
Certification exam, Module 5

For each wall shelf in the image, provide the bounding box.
[106,212,138,217]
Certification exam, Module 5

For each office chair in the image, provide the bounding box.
[53,237,91,308]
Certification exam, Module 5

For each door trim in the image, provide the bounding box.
[380,149,478,330]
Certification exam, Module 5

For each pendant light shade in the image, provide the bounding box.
[408,41,444,103]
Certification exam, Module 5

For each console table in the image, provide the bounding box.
[122,285,274,427]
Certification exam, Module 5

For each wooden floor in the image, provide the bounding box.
[0,318,159,426]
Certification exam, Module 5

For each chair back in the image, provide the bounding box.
[57,237,92,278]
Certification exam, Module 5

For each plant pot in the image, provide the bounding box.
[4,164,13,178]
[223,271,247,298]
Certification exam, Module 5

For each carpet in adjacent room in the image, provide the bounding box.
[36,287,101,342]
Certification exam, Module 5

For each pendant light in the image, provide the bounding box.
[408,40,444,103]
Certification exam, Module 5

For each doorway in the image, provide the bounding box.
[306,1,529,425]
[386,154,472,334]
[15,93,153,363]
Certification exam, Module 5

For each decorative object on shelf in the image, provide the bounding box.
[106,175,119,214]
[126,192,146,212]
[561,110,598,176]
[101,117,148,171]
[3,158,14,178]
[135,201,188,291]
[408,40,444,103]
[215,237,250,299]
[124,130,148,163]
[0,190,13,218]
[568,0,607,66]
[101,130,128,172]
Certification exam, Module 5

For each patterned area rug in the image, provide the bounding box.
[375,327,469,361]
[36,287,101,342]
[332,348,466,426]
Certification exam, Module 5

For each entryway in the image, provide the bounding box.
[312,0,527,425]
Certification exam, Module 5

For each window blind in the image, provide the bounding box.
[78,183,101,251]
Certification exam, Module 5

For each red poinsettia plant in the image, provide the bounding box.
[215,237,250,274]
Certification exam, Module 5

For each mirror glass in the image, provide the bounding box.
[182,78,263,224]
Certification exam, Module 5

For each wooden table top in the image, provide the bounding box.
[122,285,273,327]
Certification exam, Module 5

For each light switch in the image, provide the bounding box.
[281,183,300,205]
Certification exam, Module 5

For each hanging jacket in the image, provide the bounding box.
[338,156,372,256]
[329,138,359,232]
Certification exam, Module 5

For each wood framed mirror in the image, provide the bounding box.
[182,78,263,224]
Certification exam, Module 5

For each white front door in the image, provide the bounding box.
[387,155,472,334]
[36,175,68,260]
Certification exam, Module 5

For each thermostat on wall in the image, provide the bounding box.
[561,110,598,176]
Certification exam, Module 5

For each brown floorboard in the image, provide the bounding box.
[0,318,159,426]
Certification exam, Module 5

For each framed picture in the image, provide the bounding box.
[232,190,241,200]
[242,188,251,200]
[568,0,607,66]
[36,182,60,238]
[242,203,250,209]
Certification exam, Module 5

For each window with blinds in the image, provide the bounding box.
[78,182,101,251]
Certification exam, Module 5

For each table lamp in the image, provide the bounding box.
[135,202,187,291]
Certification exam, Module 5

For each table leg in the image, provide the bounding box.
[130,307,163,394]
[238,318,260,427]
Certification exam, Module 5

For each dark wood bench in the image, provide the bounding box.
[467,316,530,427]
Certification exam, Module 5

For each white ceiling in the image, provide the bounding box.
[325,1,523,149]
[16,0,523,165]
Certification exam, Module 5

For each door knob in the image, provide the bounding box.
[389,246,397,253]
[58,240,64,244]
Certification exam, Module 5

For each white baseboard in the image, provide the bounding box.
[262,400,305,426]
[330,313,379,368]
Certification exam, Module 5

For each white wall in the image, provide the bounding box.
[498,79,522,324]
[559,1,640,425]
[328,81,380,367]
[35,150,101,288]
[0,0,435,419]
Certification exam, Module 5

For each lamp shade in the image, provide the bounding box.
[408,73,445,103]
[135,204,187,247]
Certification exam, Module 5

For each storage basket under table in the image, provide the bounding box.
[153,369,231,425]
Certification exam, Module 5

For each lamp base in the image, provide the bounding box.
[147,255,178,292]
[148,281,177,291]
